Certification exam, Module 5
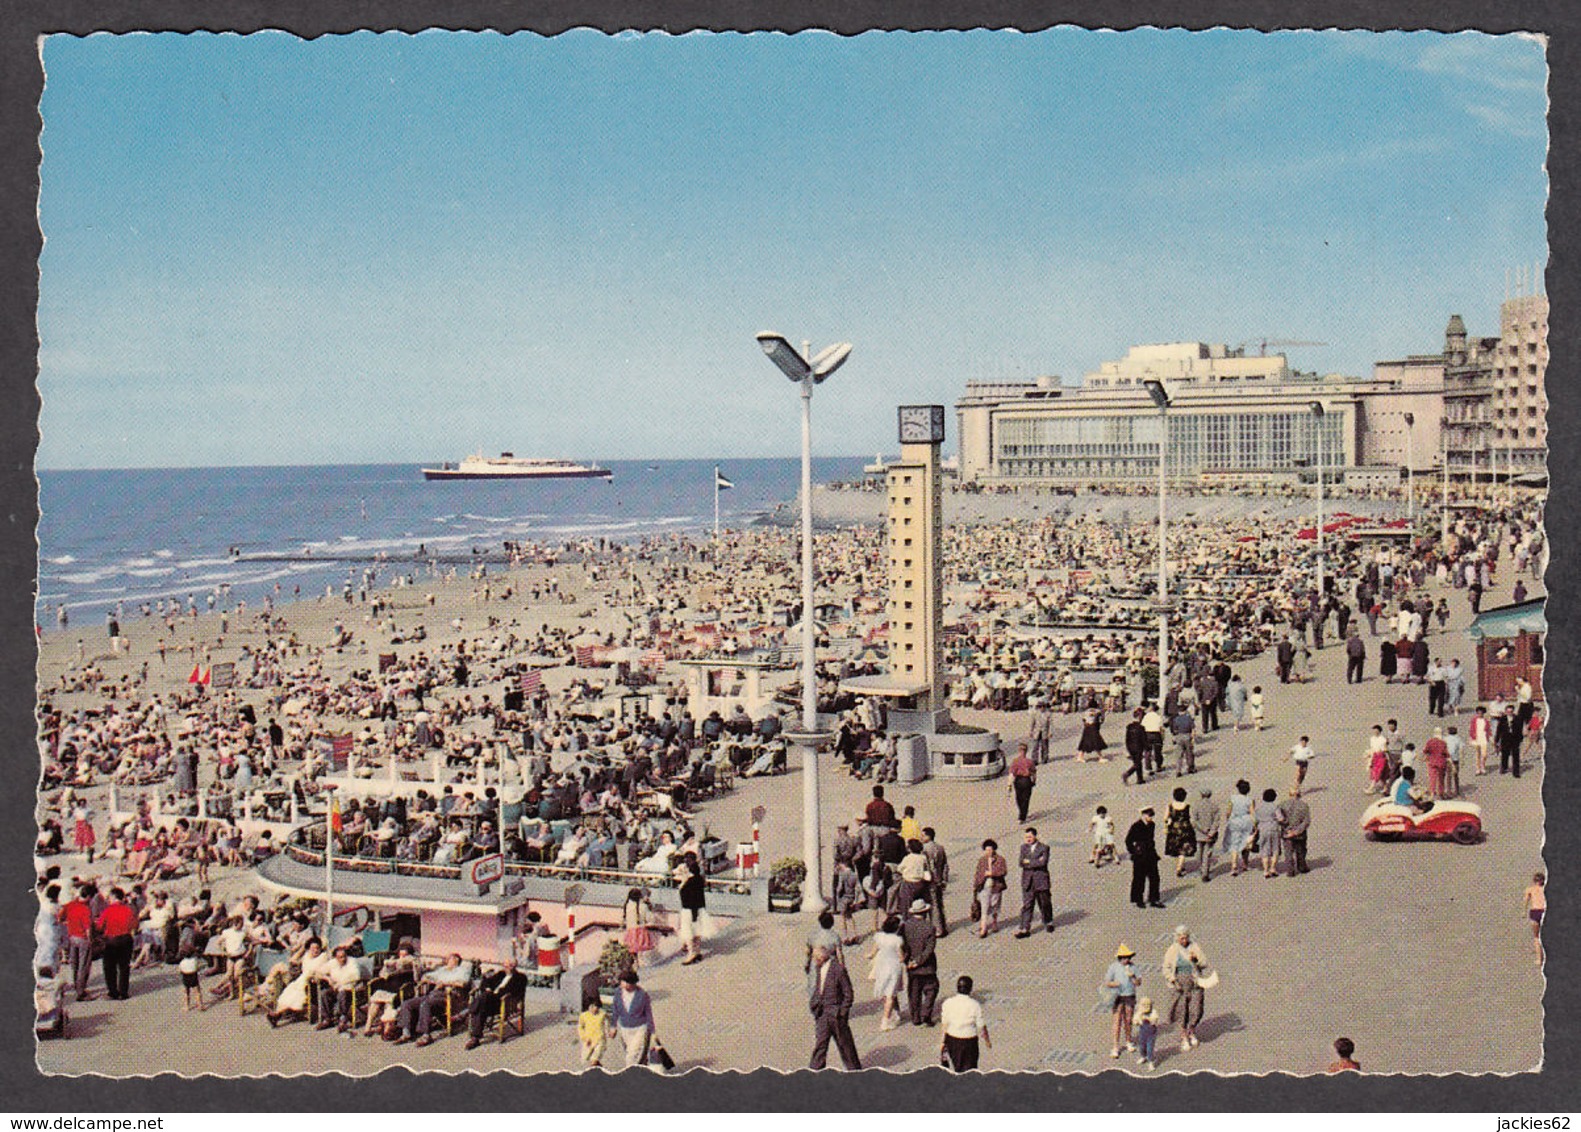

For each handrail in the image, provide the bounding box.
[286,821,756,895]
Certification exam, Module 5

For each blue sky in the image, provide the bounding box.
[38,28,1548,468]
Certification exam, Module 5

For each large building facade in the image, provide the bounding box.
[1492,293,1549,471]
[956,293,1546,486]
[958,343,1358,484]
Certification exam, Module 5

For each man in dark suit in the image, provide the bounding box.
[1196,673,1219,733]
[1014,829,1054,937]
[463,959,529,1050]
[1126,807,1165,908]
[1122,710,1148,786]
[1495,705,1524,778]
[808,945,862,1070]
[1276,635,1296,684]
[1280,794,1312,877]
[1212,660,1232,709]
[901,898,940,1026]
[875,824,907,869]
[1345,630,1366,684]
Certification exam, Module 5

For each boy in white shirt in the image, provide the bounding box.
[1289,736,1314,795]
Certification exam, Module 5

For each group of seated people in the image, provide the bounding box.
[260,931,545,1052]
[295,779,721,884]
[833,716,899,782]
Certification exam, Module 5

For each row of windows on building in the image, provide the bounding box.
[994,410,1346,476]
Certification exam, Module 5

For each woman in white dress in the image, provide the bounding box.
[866,915,906,1031]
[267,938,331,1025]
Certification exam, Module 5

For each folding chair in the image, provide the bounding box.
[496,994,527,1044]
[359,930,393,962]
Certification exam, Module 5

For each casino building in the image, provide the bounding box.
[957,342,1366,485]
[955,292,1546,486]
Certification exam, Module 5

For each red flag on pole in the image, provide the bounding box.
[188,664,202,684]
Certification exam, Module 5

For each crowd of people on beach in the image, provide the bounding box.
[33,479,1547,1072]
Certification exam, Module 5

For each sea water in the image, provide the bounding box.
[36,457,868,625]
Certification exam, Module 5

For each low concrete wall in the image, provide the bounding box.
[928,727,1005,780]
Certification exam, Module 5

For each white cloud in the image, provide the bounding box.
[1331,31,1546,136]
[1410,33,1546,97]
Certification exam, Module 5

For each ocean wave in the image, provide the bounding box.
[127,567,176,578]
[38,565,321,617]
[58,569,121,586]
[535,515,697,537]
[176,556,236,570]
[43,555,76,565]
[152,549,174,559]
[123,557,158,568]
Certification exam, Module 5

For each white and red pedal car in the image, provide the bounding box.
[1360,797,1484,844]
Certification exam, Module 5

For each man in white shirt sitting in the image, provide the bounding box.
[938,975,991,1072]
[314,944,366,1033]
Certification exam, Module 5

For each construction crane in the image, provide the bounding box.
[1245,338,1328,356]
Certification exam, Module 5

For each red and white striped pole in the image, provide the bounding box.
[752,822,761,877]
[566,909,576,966]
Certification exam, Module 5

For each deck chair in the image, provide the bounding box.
[238,948,289,1016]
[496,993,527,1044]
[359,930,393,962]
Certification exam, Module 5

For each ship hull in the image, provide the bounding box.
[422,467,613,481]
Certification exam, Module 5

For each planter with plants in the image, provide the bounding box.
[768,856,806,913]
[595,938,638,1001]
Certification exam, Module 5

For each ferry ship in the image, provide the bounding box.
[421,453,613,481]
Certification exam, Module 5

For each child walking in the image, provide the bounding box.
[1248,686,1266,731]
[578,998,612,1068]
[178,943,207,1012]
[1089,806,1116,866]
[1134,996,1160,1070]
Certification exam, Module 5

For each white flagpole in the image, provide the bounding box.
[324,788,336,933]
[714,466,720,542]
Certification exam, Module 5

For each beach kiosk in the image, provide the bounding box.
[253,816,769,1009]
[677,655,796,720]
[1464,598,1546,703]
[255,842,537,965]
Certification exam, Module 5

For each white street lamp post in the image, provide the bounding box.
[1310,402,1325,598]
[1441,418,1450,551]
[1404,411,1415,525]
[755,331,851,915]
[1143,380,1171,701]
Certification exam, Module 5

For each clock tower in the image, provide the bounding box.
[888,405,947,712]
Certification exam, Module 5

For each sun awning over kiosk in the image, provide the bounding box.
[838,675,934,699]
[1464,599,1547,641]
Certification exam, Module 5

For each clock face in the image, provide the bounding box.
[898,404,945,444]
